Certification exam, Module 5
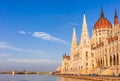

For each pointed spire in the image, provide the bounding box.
[72,27,77,44]
[114,8,119,25]
[80,13,90,46]
[100,7,104,18]
[82,13,88,32]
[71,27,77,53]
[83,13,87,25]
[115,8,118,18]
[65,53,66,56]
[73,27,76,36]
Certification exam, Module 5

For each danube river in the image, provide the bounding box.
[0,74,87,81]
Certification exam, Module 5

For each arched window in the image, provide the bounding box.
[117,54,119,65]
[110,56,112,66]
[86,62,88,66]
[99,37,101,43]
[92,64,94,69]
[98,60,100,67]
[101,59,102,67]
[86,51,88,61]
[113,55,116,65]
[91,53,94,58]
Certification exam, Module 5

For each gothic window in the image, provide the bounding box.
[74,53,79,61]
[107,30,109,36]
[98,30,101,32]
[110,56,112,66]
[98,60,100,67]
[101,59,102,67]
[117,54,119,65]
[91,53,94,58]
[81,66,83,69]
[79,66,80,69]
[99,37,101,43]
[113,55,116,65]
[92,60,94,63]
[102,30,105,32]
[86,62,88,66]
[86,51,88,56]
[99,33,101,35]
[92,64,94,69]
[86,51,88,61]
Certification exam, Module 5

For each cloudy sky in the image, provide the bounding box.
[0,0,120,71]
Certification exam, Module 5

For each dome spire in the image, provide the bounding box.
[115,8,118,18]
[114,8,119,26]
[100,7,104,18]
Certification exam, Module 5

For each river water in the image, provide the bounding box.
[0,74,87,81]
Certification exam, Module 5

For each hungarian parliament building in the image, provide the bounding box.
[56,8,120,76]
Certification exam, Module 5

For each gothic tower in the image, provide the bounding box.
[80,14,92,71]
[70,27,78,69]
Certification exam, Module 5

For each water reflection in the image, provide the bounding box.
[60,77,87,81]
[0,74,87,81]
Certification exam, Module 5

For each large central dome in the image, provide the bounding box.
[94,9,112,30]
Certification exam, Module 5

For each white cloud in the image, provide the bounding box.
[18,30,26,34]
[33,32,68,44]
[18,30,68,44]
[0,41,42,54]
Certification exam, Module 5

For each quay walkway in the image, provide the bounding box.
[53,74,120,81]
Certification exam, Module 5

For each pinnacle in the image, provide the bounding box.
[100,7,104,18]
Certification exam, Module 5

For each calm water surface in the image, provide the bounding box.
[0,74,87,81]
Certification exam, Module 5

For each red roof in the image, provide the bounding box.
[94,17,112,30]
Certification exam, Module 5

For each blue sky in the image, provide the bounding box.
[0,0,120,71]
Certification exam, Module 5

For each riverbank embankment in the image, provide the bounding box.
[52,74,120,81]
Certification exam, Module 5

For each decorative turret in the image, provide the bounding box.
[114,9,119,26]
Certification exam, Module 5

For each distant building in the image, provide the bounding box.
[56,66,61,72]
[58,8,120,76]
[61,53,70,74]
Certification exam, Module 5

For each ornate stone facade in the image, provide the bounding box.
[59,9,120,76]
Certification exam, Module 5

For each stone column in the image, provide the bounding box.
[104,56,106,67]
[107,56,110,67]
